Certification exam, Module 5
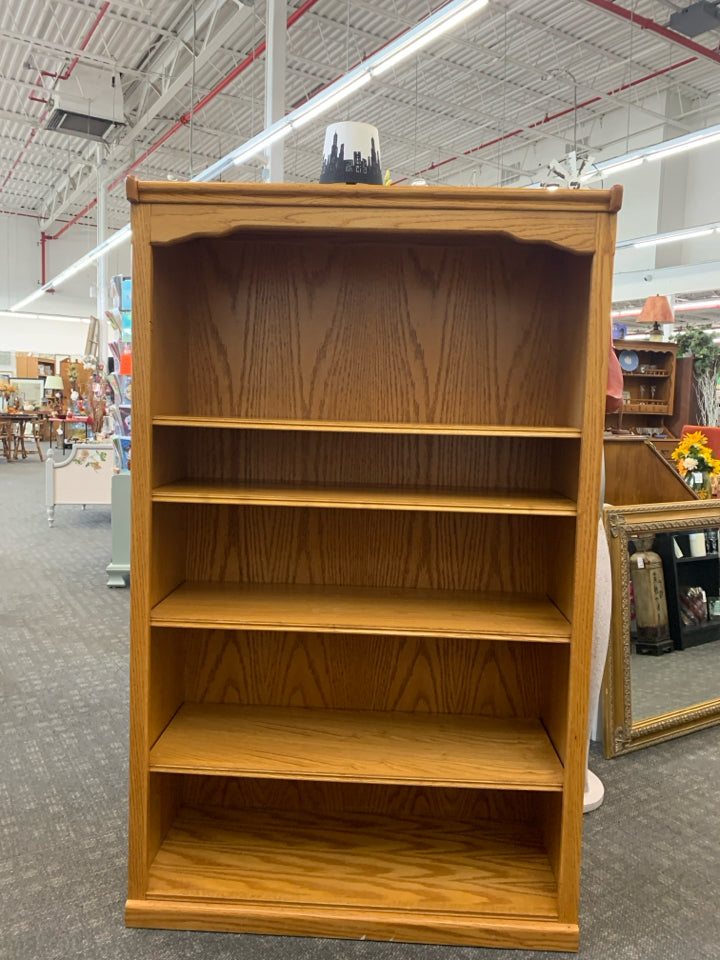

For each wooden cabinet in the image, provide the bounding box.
[125,178,621,950]
[611,340,678,434]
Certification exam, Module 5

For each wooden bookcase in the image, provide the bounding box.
[610,340,678,434]
[125,178,621,951]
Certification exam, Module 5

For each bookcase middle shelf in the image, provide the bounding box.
[149,702,564,791]
[150,582,572,641]
[152,479,577,515]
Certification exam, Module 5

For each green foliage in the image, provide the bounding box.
[675,329,720,377]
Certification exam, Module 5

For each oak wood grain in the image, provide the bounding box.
[150,582,572,641]
[182,507,566,593]
[149,703,563,790]
[153,479,576,515]
[603,437,694,506]
[180,778,537,821]
[183,632,542,717]
[152,237,591,429]
[146,804,559,919]
[154,416,582,437]
[125,897,578,949]
[128,180,621,947]
[153,430,580,504]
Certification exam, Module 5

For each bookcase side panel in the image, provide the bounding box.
[127,203,155,899]
[555,213,618,924]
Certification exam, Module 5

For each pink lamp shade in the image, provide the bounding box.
[636,295,674,324]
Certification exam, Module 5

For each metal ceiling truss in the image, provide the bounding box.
[1,0,720,243]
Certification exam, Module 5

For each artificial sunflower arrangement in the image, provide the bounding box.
[671,430,720,498]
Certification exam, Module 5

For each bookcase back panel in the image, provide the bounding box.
[183,505,572,594]
[178,775,537,822]
[153,237,591,428]
[177,631,542,717]
[153,428,580,497]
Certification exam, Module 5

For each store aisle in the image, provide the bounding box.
[1,453,719,959]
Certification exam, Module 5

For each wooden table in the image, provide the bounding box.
[0,413,43,460]
[48,415,92,450]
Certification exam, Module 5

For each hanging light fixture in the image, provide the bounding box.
[637,295,673,341]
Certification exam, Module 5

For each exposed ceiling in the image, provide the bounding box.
[1,0,720,293]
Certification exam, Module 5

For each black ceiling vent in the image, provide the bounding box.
[668,1,720,37]
[46,109,119,141]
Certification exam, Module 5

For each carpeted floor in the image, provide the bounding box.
[2,450,719,959]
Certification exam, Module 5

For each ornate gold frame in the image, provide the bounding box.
[602,499,720,757]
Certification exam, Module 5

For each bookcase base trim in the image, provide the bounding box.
[125,899,579,950]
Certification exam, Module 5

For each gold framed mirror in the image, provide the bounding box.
[602,500,720,757]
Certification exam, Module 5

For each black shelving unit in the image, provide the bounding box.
[655,531,720,650]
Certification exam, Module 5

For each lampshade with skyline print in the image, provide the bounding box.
[319,122,383,185]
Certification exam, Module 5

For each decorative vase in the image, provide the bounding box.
[686,470,712,499]
[629,535,672,655]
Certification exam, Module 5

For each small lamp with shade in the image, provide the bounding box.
[637,295,674,341]
[44,375,65,413]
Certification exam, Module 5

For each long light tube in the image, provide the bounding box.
[616,223,720,250]
[633,228,715,249]
[0,310,88,323]
[9,0,490,310]
[10,224,132,312]
[370,0,489,76]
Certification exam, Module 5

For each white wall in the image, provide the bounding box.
[0,214,131,355]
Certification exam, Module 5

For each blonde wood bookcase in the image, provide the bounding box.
[125,177,621,950]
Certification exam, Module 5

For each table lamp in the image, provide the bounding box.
[637,295,673,341]
[45,375,64,412]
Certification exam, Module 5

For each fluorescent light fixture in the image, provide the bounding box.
[290,73,372,130]
[10,224,131,312]
[370,0,489,77]
[612,298,720,318]
[633,227,714,249]
[0,310,88,323]
[647,130,720,163]
[7,0,491,309]
[616,220,720,249]
[232,122,293,166]
[599,157,644,177]
[675,298,720,312]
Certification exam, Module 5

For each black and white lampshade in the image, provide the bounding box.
[319,122,383,185]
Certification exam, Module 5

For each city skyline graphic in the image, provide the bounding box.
[320,131,383,185]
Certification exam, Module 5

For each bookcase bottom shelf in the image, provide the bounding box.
[127,805,577,950]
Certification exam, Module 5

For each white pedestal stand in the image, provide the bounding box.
[584,513,611,814]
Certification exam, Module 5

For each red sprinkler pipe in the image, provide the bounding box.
[393,54,697,184]
[40,2,111,81]
[1,4,110,196]
[583,0,720,66]
[50,0,323,240]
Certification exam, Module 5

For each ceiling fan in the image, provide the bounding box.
[542,150,595,188]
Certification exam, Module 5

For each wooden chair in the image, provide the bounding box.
[0,420,13,460]
[14,418,44,461]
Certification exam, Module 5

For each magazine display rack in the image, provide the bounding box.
[125,177,621,950]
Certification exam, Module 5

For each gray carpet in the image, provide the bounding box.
[2,451,720,959]
[631,640,720,720]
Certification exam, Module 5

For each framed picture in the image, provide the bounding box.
[10,377,45,404]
